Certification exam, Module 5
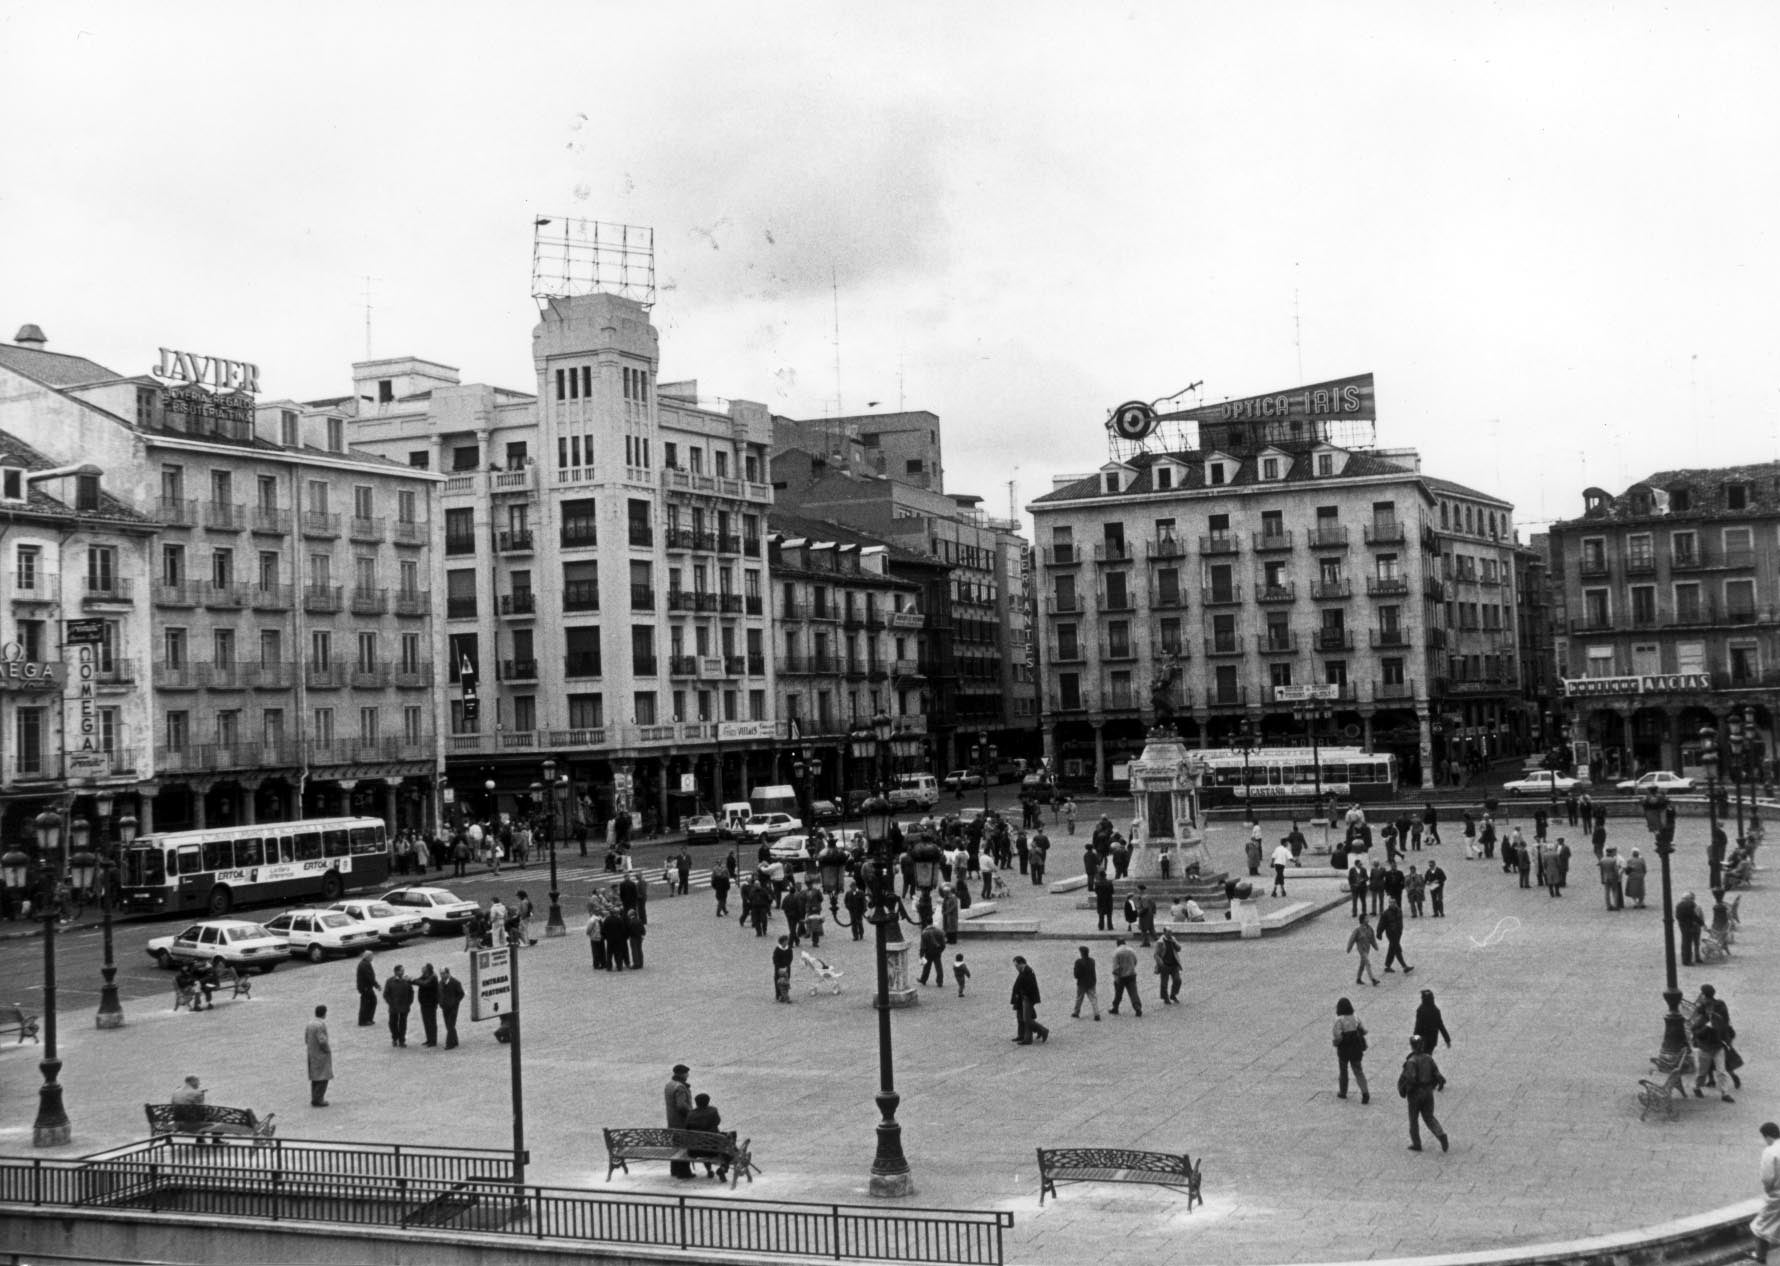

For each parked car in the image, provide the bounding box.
[743,812,803,842]
[768,833,815,868]
[943,770,984,792]
[1617,771,1697,795]
[146,920,288,972]
[1502,770,1590,796]
[683,813,721,844]
[810,799,842,827]
[263,908,384,962]
[844,788,873,817]
[887,774,940,810]
[380,886,479,935]
[327,898,426,946]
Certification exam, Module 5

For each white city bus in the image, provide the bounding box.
[1190,747,1397,806]
[117,816,392,917]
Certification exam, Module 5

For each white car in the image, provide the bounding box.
[327,898,426,946]
[1502,770,1589,796]
[146,920,288,972]
[381,886,479,935]
[743,812,803,842]
[263,908,384,962]
[1617,771,1697,795]
[943,769,984,791]
[769,834,815,866]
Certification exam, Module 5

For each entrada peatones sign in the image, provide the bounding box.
[1562,673,1712,698]
[151,347,261,394]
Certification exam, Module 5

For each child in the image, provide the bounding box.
[952,952,971,997]
[774,966,791,1003]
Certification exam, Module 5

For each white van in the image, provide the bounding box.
[748,784,800,818]
[719,802,753,839]
[888,773,939,810]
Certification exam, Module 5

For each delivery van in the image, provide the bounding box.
[748,784,800,818]
[887,773,939,810]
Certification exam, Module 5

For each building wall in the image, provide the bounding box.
[1427,483,1525,762]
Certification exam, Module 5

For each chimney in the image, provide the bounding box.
[13,324,47,348]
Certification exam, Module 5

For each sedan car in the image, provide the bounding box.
[263,908,383,962]
[768,833,815,867]
[1502,770,1590,796]
[146,920,288,972]
[743,812,803,842]
[810,799,842,827]
[943,770,984,792]
[1617,771,1697,795]
[683,813,722,845]
[381,886,479,935]
[327,898,426,946]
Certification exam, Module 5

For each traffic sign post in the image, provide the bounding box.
[469,943,526,1186]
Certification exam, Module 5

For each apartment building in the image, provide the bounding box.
[1516,536,1558,751]
[342,292,779,828]
[0,324,446,835]
[1548,464,1779,779]
[771,410,945,491]
[1425,477,1526,764]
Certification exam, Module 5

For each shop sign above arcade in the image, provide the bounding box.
[1561,673,1712,698]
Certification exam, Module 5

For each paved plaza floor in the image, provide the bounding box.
[0,808,1768,1264]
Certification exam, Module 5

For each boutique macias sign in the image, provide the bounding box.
[1561,673,1712,698]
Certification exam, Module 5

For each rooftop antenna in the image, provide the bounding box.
[362,274,380,359]
[1293,270,1303,382]
[1008,478,1017,523]
[831,265,843,416]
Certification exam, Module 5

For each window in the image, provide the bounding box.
[356,631,377,671]
[312,708,335,746]
[212,549,233,590]
[565,627,600,677]
[1158,617,1182,656]
[1156,467,1173,490]
[397,490,417,524]
[161,543,185,586]
[378,379,394,404]
[1724,526,1754,565]
[310,629,333,668]
[161,464,184,502]
[1261,457,1279,480]
[306,480,329,514]
[163,627,187,669]
[506,441,528,468]
[1261,510,1284,541]
[409,451,429,470]
[634,691,657,725]
[446,569,476,618]
[1103,473,1121,494]
[1583,588,1610,628]
[445,507,475,554]
[16,545,39,592]
[1671,531,1698,565]
[1058,672,1082,711]
[1630,586,1657,626]
[1381,658,1405,686]
[212,628,235,668]
[1726,578,1756,618]
[1269,662,1293,689]
[1728,483,1748,511]
[1316,453,1334,477]
[163,710,188,753]
[1586,646,1616,678]
[452,446,479,472]
[1674,582,1702,622]
[1207,462,1226,486]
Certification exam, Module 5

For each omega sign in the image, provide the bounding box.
[0,642,64,692]
[151,347,261,394]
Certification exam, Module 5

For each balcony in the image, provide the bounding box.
[1150,588,1185,609]
[501,591,536,616]
[563,582,600,613]
[393,519,428,546]
[349,516,386,543]
[1252,530,1294,552]
[11,573,58,604]
[305,663,347,689]
[1369,628,1410,649]
[669,655,698,677]
[350,665,392,689]
[547,727,608,748]
[564,653,601,678]
[490,468,536,495]
[1201,585,1242,606]
[443,473,482,498]
[1146,536,1186,560]
[205,662,245,689]
[301,511,342,539]
[1311,579,1352,600]
[501,658,539,681]
[720,594,743,614]
[393,662,432,688]
[1206,684,1248,708]
[1373,679,1415,702]
[1203,636,1246,658]
[1256,583,1296,603]
[1567,615,1614,634]
[631,585,656,611]
[94,658,136,687]
[205,502,246,532]
[1047,594,1082,614]
[1423,577,1446,601]
[1307,526,1349,549]
[304,585,344,614]
[1101,639,1138,662]
[153,581,199,607]
[1044,545,1081,566]
[249,663,294,689]
[1258,632,1298,654]
[666,527,695,552]
[1093,541,1133,564]
[695,593,719,613]
[746,594,764,616]
[446,596,478,619]
[628,524,654,548]
[394,588,430,617]
[498,529,534,553]
[250,506,290,535]
[1099,592,1135,612]
[1366,576,1410,597]
[203,583,250,610]
[1578,557,1611,579]
[350,587,388,616]
[743,536,762,556]
[445,533,478,557]
[1198,535,1238,556]
[157,496,198,527]
[1363,522,1406,545]
[726,654,748,676]
[1314,630,1355,652]
[718,534,742,555]
[152,661,203,690]
[561,521,599,549]
[633,656,659,676]
[692,532,718,552]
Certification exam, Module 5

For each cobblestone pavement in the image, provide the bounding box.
[0,808,1767,1265]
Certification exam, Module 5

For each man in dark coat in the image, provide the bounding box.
[382,965,415,1047]
[1378,900,1412,974]
[664,1064,694,1178]
[711,867,731,916]
[918,923,947,986]
[438,967,464,1049]
[1400,1036,1449,1152]
[781,884,806,947]
[602,907,631,969]
[675,849,692,896]
[843,882,868,941]
[1010,955,1048,1044]
[1412,988,1451,1052]
[1093,872,1116,931]
[416,964,441,1047]
[1676,890,1705,965]
[356,950,379,1027]
[627,907,647,969]
[1383,862,1407,907]
[618,873,639,913]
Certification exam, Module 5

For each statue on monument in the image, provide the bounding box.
[1150,654,1183,730]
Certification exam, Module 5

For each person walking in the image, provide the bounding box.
[1347,916,1381,986]
[1154,928,1182,1004]
[1461,811,1477,859]
[355,950,379,1027]
[771,935,794,1002]
[1748,1123,1780,1264]
[416,963,441,1047]
[1691,984,1739,1102]
[383,965,415,1048]
[844,882,868,941]
[1109,938,1143,1016]
[1426,860,1447,918]
[941,885,960,946]
[664,1064,695,1178]
[1270,840,1294,897]
[1599,847,1625,911]
[304,1004,333,1107]
[1624,848,1648,908]
[1135,884,1157,948]
[1367,859,1387,917]
[1348,860,1369,918]
[1399,1035,1449,1152]
[711,867,731,917]
[1677,890,1705,965]
[1093,871,1115,931]
[439,967,464,1049]
[1413,988,1452,1053]
[1030,828,1049,884]
[1332,997,1370,1102]
[1378,900,1412,974]
[1009,955,1048,1044]
[1245,829,1263,877]
[1071,944,1102,1020]
[918,922,947,987]
[1405,864,1426,918]
[1063,799,1076,836]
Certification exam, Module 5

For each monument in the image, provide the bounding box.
[1126,699,1206,880]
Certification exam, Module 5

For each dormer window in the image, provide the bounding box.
[1104,472,1121,494]
[75,473,100,512]
[1671,488,1691,512]
[1156,467,1173,490]
[326,418,345,453]
[1261,457,1280,480]
[0,469,21,501]
[1727,483,1748,511]
[280,410,298,447]
[1207,463,1226,486]
[1316,453,1335,477]
[1584,490,1607,515]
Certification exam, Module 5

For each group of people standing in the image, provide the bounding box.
[355,951,464,1049]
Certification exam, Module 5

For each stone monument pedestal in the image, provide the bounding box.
[1127,727,1206,876]
[878,939,919,1008]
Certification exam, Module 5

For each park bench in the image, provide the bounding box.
[1,1002,39,1045]
[1035,1147,1202,1208]
[144,1102,277,1142]
[601,1127,758,1189]
[1637,1047,1698,1121]
[172,964,253,1011]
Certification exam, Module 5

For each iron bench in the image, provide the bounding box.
[145,1102,277,1142]
[1637,1047,1698,1121]
[602,1127,757,1188]
[172,964,252,1011]
[1036,1147,1202,1208]
[1,1002,39,1045]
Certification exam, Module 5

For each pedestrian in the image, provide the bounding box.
[1030,828,1049,884]
[771,935,793,1002]
[1566,786,1580,826]
[304,1004,332,1107]
[945,950,970,996]
[627,906,647,968]
[1592,818,1608,861]
[1599,847,1625,911]
[439,967,464,1049]
[1556,837,1572,892]
[1677,890,1705,964]
[1544,839,1564,898]
[515,890,536,946]
[1422,801,1441,847]
[676,848,692,897]
[1367,859,1387,916]
[1398,1035,1449,1152]
[1413,988,1452,1052]
[1093,871,1115,931]
[1154,928,1182,1004]
[1135,884,1158,946]
[1748,1123,1780,1264]
[1348,860,1369,918]
[488,896,509,947]
[1690,984,1739,1102]
[1009,955,1048,1044]
[804,895,826,948]
[383,964,414,1047]
[356,950,379,1027]
[664,1064,695,1178]
[1063,800,1076,835]
[1383,861,1406,907]
[1479,814,1496,862]
[1332,997,1370,1103]
[1245,829,1263,877]
[1623,848,1648,908]
[941,885,960,945]
[1426,860,1447,918]
[1070,944,1103,1020]
[603,906,630,968]
[684,1093,730,1180]
[1109,937,1143,1016]
[1515,837,1532,888]
[913,921,944,986]
[1378,900,1412,974]
[1533,807,1548,844]
[711,867,731,916]
[1462,811,1477,859]
[1270,840,1294,897]
[1405,864,1426,917]
[844,881,867,941]
[1347,916,1381,986]
[416,963,440,1047]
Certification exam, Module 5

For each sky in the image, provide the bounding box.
[3,1,1778,533]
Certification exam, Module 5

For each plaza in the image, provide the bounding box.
[0,798,1765,1264]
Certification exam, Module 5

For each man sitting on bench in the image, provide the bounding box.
[683,1092,730,1181]
[171,1075,217,1143]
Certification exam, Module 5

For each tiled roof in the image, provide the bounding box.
[768,510,944,571]
[1423,475,1511,506]
[0,343,123,387]
[0,427,155,526]
[1554,461,1780,526]
[1029,444,1420,505]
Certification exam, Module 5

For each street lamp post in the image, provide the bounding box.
[1232,719,1258,823]
[1728,708,1748,856]
[1292,698,1333,847]
[97,801,136,1029]
[1700,725,1723,891]
[1643,787,1688,1064]
[975,730,995,818]
[31,808,69,1146]
[541,759,566,938]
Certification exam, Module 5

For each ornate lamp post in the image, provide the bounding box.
[1231,718,1259,822]
[1700,725,1723,890]
[96,802,135,1028]
[32,807,69,1146]
[541,758,566,938]
[1728,708,1748,855]
[974,730,995,817]
[1644,786,1687,1064]
[484,778,497,823]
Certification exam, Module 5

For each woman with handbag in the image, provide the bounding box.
[1332,997,1370,1102]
